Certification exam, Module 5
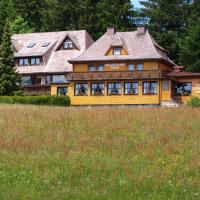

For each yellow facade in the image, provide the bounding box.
[68,80,161,105]
[51,61,200,106]
[51,84,69,96]
[73,61,170,72]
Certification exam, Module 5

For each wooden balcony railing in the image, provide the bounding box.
[67,70,168,81]
[23,85,51,96]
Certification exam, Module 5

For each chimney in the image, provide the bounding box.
[107,27,115,35]
[137,26,146,35]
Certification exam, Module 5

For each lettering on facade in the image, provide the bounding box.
[105,63,126,69]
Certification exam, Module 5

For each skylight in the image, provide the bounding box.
[27,43,36,48]
[42,42,50,47]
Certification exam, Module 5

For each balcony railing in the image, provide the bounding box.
[67,70,168,81]
[23,85,51,96]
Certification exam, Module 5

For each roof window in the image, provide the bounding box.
[27,43,36,48]
[42,42,50,47]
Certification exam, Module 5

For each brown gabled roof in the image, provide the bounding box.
[70,29,175,66]
[12,30,94,74]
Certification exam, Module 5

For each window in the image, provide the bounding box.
[89,65,96,72]
[143,82,157,95]
[27,43,36,48]
[42,42,50,47]
[175,82,191,96]
[52,75,67,83]
[108,82,121,95]
[137,64,143,70]
[57,87,68,96]
[124,82,138,95]
[19,58,29,66]
[89,65,104,72]
[75,83,88,96]
[64,39,73,49]
[45,76,52,85]
[91,83,104,95]
[163,81,170,91]
[128,64,135,71]
[113,47,121,55]
[31,57,40,65]
[21,76,32,86]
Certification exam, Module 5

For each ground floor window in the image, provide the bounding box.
[108,82,121,95]
[74,83,88,96]
[143,82,157,95]
[91,83,104,95]
[163,81,170,91]
[124,82,138,95]
[57,87,68,96]
[174,82,192,96]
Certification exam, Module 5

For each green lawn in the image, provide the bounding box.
[0,105,199,200]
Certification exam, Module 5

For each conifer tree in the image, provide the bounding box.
[140,0,189,63]
[11,16,35,34]
[0,20,21,96]
[179,18,200,72]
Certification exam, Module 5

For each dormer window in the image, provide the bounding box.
[64,39,73,49]
[113,47,121,55]
[27,43,36,48]
[31,57,41,65]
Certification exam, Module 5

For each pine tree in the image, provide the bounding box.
[140,0,189,63]
[0,20,21,96]
[179,18,200,72]
[0,0,15,41]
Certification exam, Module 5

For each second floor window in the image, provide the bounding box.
[19,58,29,66]
[108,82,121,95]
[124,82,138,95]
[127,64,135,71]
[91,83,104,95]
[64,40,73,49]
[52,75,68,83]
[143,82,157,95]
[89,65,104,72]
[45,76,52,85]
[113,47,121,55]
[21,76,32,85]
[75,83,88,96]
[31,57,40,65]
[137,64,143,70]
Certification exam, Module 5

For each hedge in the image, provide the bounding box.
[187,97,200,107]
[0,95,70,106]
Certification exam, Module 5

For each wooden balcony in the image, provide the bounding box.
[67,70,168,81]
[23,85,51,96]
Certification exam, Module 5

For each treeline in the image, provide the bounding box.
[0,0,200,72]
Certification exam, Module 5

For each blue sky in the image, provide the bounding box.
[132,0,144,8]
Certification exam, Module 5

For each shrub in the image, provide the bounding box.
[0,95,70,106]
[187,97,200,107]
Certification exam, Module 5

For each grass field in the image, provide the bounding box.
[0,105,199,200]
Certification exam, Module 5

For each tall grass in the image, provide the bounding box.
[0,105,199,199]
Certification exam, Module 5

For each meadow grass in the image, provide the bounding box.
[0,104,199,200]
